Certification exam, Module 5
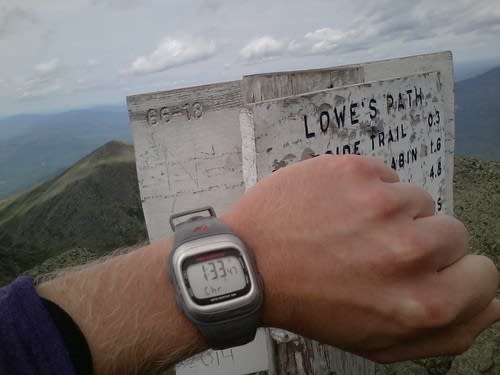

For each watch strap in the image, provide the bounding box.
[199,310,260,350]
[172,215,234,250]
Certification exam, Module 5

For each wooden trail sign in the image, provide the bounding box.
[242,71,448,211]
[241,52,454,215]
[127,80,244,240]
[127,51,454,375]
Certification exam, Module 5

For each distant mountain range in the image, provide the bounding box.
[0,105,132,199]
[0,66,498,200]
[455,66,500,161]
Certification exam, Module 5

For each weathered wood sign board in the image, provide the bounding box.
[241,52,454,216]
[127,80,245,240]
[176,328,274,375]
[242,66,364,104]
[127,51,454,375]
[243,71,448,212]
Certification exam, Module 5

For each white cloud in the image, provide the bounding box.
[289,28,349,55]
[125,35,217,75]
[240,36,285,62]
[20,79,62,98]
[2,0,500,116]
[35,58,61,75]
[360,0,500,43]
[451,2,500,35]
[18,58,64,98]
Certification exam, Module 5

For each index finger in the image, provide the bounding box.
[436,254,499,324]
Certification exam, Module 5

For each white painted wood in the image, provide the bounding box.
[242,66,364,104]
[245,71,449,213]
[240,109,257,189]
[361,51,455,215]
[127,80,244,240]
[176,328,275,375]
[243,51,453,214]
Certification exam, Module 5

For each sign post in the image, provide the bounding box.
[127,80,245,240]
[127,51,454,375]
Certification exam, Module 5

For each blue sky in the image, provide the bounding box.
[1,0,499,116]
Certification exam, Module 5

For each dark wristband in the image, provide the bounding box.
[199,310,260,349]
[41,298,93,375]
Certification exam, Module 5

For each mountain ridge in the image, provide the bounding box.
[0,140,147,284]
[0,105,132,199]
[455,66,500,161]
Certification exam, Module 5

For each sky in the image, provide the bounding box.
[1,0,499,117]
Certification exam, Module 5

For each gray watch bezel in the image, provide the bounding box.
[169,233,262,323]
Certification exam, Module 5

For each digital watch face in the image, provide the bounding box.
[181,248,251,305]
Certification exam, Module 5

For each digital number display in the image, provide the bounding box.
[186,255,247,300]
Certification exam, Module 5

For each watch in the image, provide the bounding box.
[168,206,263,349]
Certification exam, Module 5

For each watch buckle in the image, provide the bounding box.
[169,206,216,231]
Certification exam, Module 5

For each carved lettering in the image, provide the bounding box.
[145,102,204,126]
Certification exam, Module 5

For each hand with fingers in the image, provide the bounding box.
[221,154,499,362]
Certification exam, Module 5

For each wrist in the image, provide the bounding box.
[220,211,289,330]
[37,238,207,373]
[150,237,207,347]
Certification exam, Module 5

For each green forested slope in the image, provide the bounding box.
[0,141,147,285]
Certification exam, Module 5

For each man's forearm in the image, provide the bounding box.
[37,238,206,374]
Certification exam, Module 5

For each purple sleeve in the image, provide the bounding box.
[0,276,76,375]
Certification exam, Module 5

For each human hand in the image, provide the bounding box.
[221,155,499,362]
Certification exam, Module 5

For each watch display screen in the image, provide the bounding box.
[182,249,251,305]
